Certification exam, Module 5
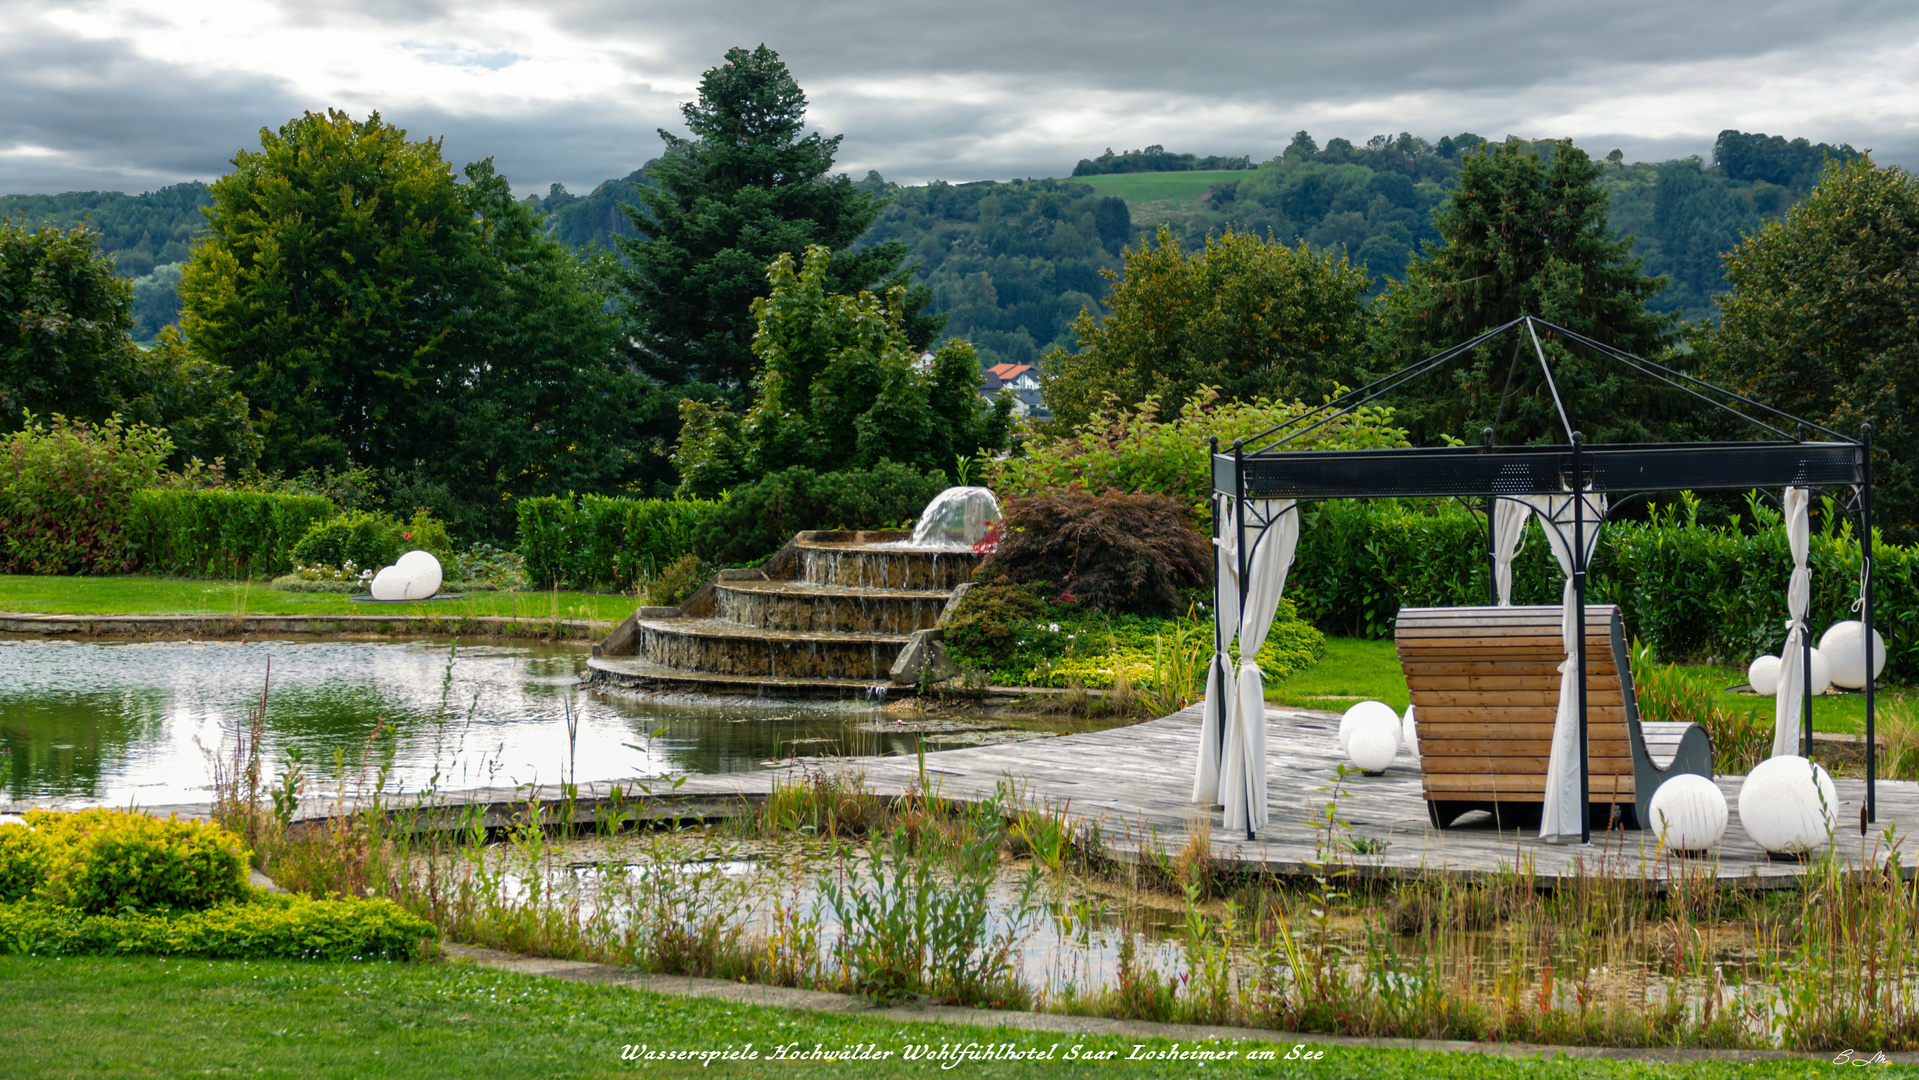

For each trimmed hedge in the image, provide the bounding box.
[129,489,334,578]
[0,894,437,961]
[1287,498,1919,682]
[692,463,947,568]
[516,495,721,590]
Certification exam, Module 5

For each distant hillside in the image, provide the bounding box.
[0,130,1862,350]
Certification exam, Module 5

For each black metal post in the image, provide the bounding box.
[1233,441,1255,841]
[1863,424,1877,821]
[1484,428,1497,606]
[1573,432,1590,845]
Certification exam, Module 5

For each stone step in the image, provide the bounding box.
[794,542,979,591]
[586,655,905,700]
[713,580,952,634]
[635,617,909,682]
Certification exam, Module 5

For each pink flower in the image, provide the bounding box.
[402,532,412,540]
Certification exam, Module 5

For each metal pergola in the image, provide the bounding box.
[1209,315,1878,843]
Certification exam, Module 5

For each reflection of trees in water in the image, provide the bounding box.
[608,701,907,777]
[1,689,167,798]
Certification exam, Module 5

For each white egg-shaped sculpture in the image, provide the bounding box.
[369,565,408,601]
[1401,704,1420,759]
[1738,755,1838,854]
[1809,648,1833,696]
[1747,654,1781,696]
[1347,715,1400,774]
[394,549,443,599]
[1340,700,1400,755]
[1818,621,1887,690]
[1647,773,1728,852]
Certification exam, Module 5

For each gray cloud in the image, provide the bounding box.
[2,0,1914,197]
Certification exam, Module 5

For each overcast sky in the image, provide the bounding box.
[4,0,1916,197]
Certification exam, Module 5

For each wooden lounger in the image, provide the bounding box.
[1394,604,1714,831]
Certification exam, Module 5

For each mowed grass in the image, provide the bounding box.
[0,574,636,626]
[0,955,1846,1079]
[1265,634,1903,737]
[1057,169,1254,204]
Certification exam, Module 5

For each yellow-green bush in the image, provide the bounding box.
[17,809,249,915]
[0,892,437,961]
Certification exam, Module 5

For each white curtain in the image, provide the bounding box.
[1492,499,1532,606]
[1221,499,1298,834]
[1192,498,1241,805]
[1774,486,1811,758]
[1519,492,1607,838]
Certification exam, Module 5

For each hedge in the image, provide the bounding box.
[1286,498,1919,682]
[516,495,721,590]
[0,894,437,961]
[129,489,334,579]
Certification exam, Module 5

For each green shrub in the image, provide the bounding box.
[0,413,172,574]
[693,462,946,567]
[0,893,437,961]
[128,488,334,578]
[647,553,706,607]
[290,508,451,573]
[515,494,722,590]
[981,492,1211,618]
[20,809,248,915]
[942,583,1050,670]
[0,823,52,903]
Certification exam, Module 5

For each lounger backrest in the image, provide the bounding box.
[1394,604,1634,806]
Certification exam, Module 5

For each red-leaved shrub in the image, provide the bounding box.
[980,492,1209,617]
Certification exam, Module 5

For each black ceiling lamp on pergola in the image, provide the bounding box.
[1205,314,1878,844]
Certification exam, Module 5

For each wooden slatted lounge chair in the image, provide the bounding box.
[1394,604,1714,830]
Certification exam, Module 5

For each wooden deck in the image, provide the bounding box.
[115,702,1918,885]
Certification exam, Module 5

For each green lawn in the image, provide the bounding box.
[0,574,636,625]
[1057,170,1254,204]
[0,955,1848,1078]
[1267,634,1904,737]
[1267,637,1410,713]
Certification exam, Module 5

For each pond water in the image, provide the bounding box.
[0,637,1022,807]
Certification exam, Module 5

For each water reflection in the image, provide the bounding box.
[0,638,900,806]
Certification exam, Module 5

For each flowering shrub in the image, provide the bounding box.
[12,809,249,915]
[0,412,172,574]
[290,507,451,572]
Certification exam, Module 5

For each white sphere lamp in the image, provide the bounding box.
[1401,704,1420,759]
[1747,655,1780,697]
[1818,621,1886,690]
[1808,648,1832,696]
[369,565,407,601]
[1647,774,1728,852]
[1738,755,1838,854]
[395,550,443,599]
[1340,700,1400,755]
[1347,714,1400,774]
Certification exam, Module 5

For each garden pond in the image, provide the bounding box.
[0,637,1088,807]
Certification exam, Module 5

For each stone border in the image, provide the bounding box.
[0,611,611,642]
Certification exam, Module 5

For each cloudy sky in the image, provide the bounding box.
[4,0,1916,197]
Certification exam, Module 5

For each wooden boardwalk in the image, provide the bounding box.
[109,703,1919,885]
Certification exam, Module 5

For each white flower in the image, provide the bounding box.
[1047,623,1061,632]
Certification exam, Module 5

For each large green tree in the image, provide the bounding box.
[617,45,935,391]
[1038,226,1370,431]
[181,110,665,534]
[673,245,1011,497]
[1370,139,1683,446]
[1700,156,1919,541]
[1,220,257,467]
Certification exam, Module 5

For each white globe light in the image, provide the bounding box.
[1748,655,1781,696]
[1738,755,1838,854]
[1809,648,1832,696]
[1818,621,1887,690]
[395,550,443,599]
[1347,714,1400,773]
[1401,704,1420,759]
[1340,700,1400,755]
[1647,774,1728,851]
[369,565,407,601]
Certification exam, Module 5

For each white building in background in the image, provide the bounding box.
[979,363,1049,419]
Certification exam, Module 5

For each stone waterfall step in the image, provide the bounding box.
[794,542,978,591]
[586,655,897,699]
[713,579,953,635]
[635,617,910,682]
